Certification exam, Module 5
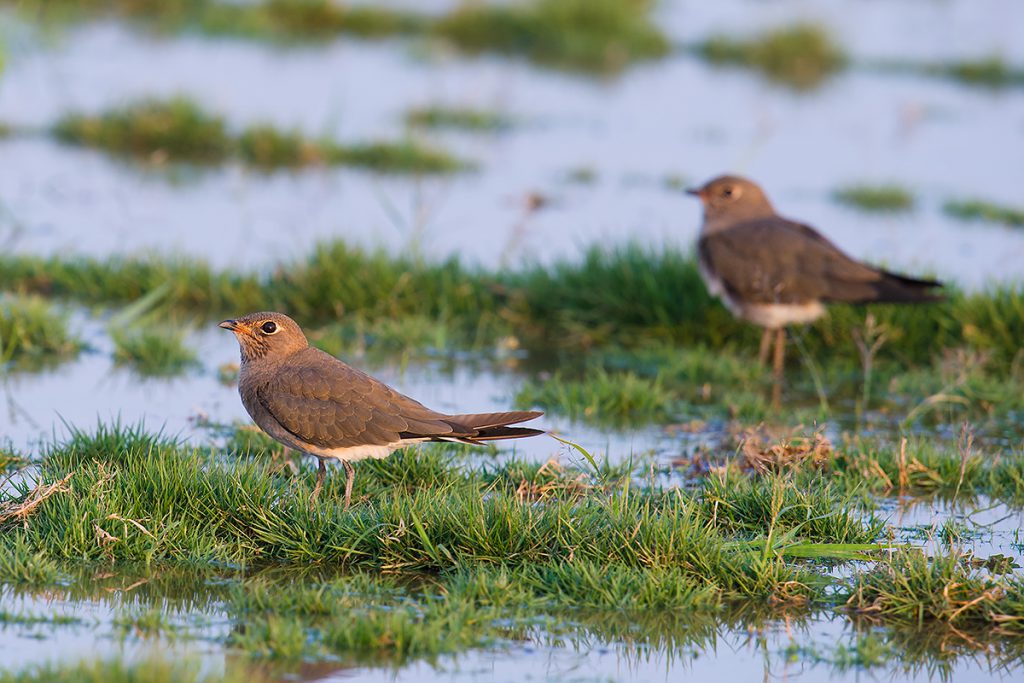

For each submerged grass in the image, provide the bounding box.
[869,55,1024,90]
[110,326,199,377]
[201,0,427,41]
[435,0,670,73]
[54,97,233,163]
[5,0,668,74]
[0,0,424,41]
[937,56,1024,87]
[54,98,465,173]
[237,124,464,173]
[833,184,915,213]
[0,295,83,368]
[944,198,1024,228]
[694,23,847,89]
[405,106,512,132]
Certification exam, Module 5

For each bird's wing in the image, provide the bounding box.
[256,348,457,449]
[698,217,895,304]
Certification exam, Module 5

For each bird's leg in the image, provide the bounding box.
[772,328,786,409]
[310,458,327,507]
[342,460,355,511]
[757,328,773,367]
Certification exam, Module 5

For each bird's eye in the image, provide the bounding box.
[722,186,734,198]
[260,321,278,335]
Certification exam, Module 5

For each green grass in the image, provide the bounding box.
[2,424,1024,671]
[4,0,669,74]
[405,106,511,132]
[54,97,234,163]
[516,367,680,425]
[927,56,1024,88]
[1,423,878,578]
[944,198,1024,228]
[695,23,847,89]
[53,98,466,173]
[845,547,1024,634]
[2,241,1023,376]
[235,125,326,168]
[327,140,466,174]
[110,326,199,377]
[871,55,1024,89]
[435,0,670,73]
[201,0,427,41]
[0,295,83,368]
[237,124,464,173]
[833,184,915,213]
[0,0,425,41]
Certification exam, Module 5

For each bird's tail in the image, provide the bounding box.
[870,270,945,303]
[443,411,544,443]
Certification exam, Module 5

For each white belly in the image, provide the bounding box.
[741,302,826,329]
[308,438,430,463]
[698,255,825,328]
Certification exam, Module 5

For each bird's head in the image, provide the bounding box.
[219,311,308,362]
[686,175,775,227]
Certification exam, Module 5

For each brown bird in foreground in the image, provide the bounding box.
[220,312,543,509]
[687,175,943,403]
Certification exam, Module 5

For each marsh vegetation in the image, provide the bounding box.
[53,98,466,173]
[0,423,1022,677]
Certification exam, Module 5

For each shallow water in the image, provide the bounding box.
[0,571,1020,683]
[0,5,1022,284]
[2,318,669,463]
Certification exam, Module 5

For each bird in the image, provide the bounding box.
[220,311,544,510]
[687,174,943,404]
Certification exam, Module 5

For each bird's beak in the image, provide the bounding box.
[219,319,239,331]
[685,187,705,199]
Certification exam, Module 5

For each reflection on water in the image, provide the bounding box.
[1,572,1022,683]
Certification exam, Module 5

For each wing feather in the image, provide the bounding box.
[257,347,455,449]
[699,217,891,304]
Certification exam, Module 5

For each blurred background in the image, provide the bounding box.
[0,0,1022,455]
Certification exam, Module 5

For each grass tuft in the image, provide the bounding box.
[236,125,325,168]
[54,97,466,173]
[435,0,670,73]
[845,547,1024,634]
[930,56,1024,88]
[833,184,915,213]
[695,24,847,89]
[0,295,83,368]
[327,140,467,174]
[54,97,233,163]
[516,367,677,424]
[405,106,512,132]
[110,325,199,377]
[944,198,1024,228]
